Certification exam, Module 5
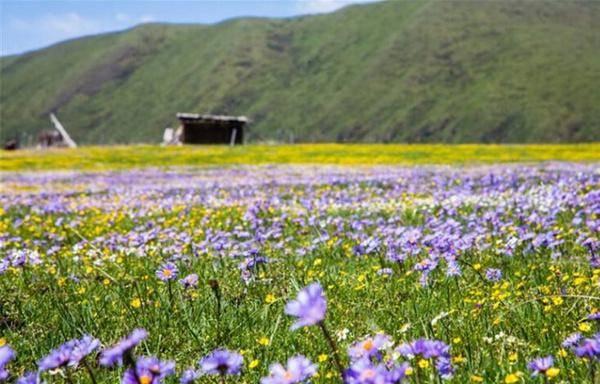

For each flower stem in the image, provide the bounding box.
[82,360,98,384]
[318,321,344,380]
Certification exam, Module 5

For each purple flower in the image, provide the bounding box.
[396,338,452,378]
[573,334,600,359]
[100,329,148,367]
[199,349,243,375]
[179,274,199,289]
[69,335,100,367]
[344,358,409,384]
[348,334,391,362]
[587,312,600,321]
[485,268,502,282]
[156,262,178,281]
[0,345,15,380]
[17,372,42,384]
[180,368,200,384]
[285,283,327,330]
[562,333,582,348]
[122,356,175,384]
[38,335,99,372]
[527,355,554,376]
[260,355,317,384]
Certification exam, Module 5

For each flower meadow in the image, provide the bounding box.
[0,164,599,383]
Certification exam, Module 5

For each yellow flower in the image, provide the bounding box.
[471,375,484,382]
[265,294,276,304]
[0,338,6,347]
[257,336,270,346]
[505,373,520,383]
[546,367,560,378]
[249,359,260,369]
[473,263,482,271]
[417,359,429,369]
[558,348,568,358]
[318,354,328,362]
[405,367,413,376]
[130,298,142,308]
[452,337,462,344]
[578,323,592,332]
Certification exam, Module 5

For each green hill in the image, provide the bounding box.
[1,0,599,144]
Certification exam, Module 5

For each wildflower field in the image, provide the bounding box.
[1,146,599,383]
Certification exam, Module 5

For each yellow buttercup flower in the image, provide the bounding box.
[265,294,276,304]
[257,336,270,346]
[470,375,484,382]
[130,298,142,308]
[249,359,259,369]
[546,367,560,378]
[578,323,592,332]
[417,359,429,369]
[505,373,520,383]
[318,354,328,362]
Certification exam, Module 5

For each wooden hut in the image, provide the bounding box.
[176,113,247,145]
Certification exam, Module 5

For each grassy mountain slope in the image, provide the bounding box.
[1,0,599,144]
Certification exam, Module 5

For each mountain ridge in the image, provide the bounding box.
[1,0,599,144]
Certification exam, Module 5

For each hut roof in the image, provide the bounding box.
[176,113,249,123]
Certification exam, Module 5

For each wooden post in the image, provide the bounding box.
[230,128,237,146]
[49,113,77,148]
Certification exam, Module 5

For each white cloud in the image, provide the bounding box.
[40,12,98,36]
[139,14,156,23]
[297,0,382,14]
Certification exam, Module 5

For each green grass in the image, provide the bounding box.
[1,143,599,171]
[2,0,599,144]
[1,165,598,383]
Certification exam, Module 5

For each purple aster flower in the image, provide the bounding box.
[122,356,175,384]
[199,349,243,375]
[587,312,600,321]
[260,355,317,384]
[37,335,98,372]
[562,333,582,348]
[396,339,450,359]
[344,358,409,384]
[180,368,200,384]
[99,329,148,367]
[0,345,15,380]
[573,334,600,359]
[527,355,554,376]
[348,334,391,362]
[17,372,42,384]
[396,338,452,379]
[284,283,327,330]
[68,335,100,367]
[156,262,178,281]
[179,274,199,289]
[485,268,502,282]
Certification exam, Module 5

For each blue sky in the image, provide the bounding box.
[1,0,380,56]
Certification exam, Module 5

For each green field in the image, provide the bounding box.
[2,143,599,171]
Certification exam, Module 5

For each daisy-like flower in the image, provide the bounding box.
[573,333,600,359]
[527,355,554,376]
[179,274,199,289]
[485,268,502,282]
[17,372,42,384]
[122,356,175,384]
[561,333,582,348]
[38,335,99,372]
[284,283,327,330]
[99,329,148,367]
[199,349,243,375]
[396,338,453,379]
[179,368,200,384]
[344,358,409,384]
[156,262,178,281]
[260,355,317,384]
[0,345,15,380]
[348,334,392,362]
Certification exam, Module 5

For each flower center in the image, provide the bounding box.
[363,339,374,351]
[139,375,152,384]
